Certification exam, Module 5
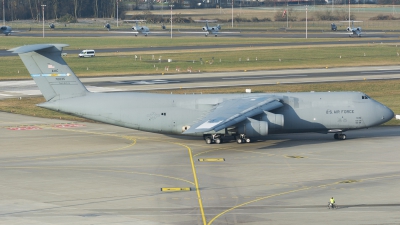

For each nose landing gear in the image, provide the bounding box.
[334,133,346,140]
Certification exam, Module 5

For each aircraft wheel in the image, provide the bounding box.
[340,134,346,140]
[215,35,217,37]
[334,134,339,140]
[205,137,212,144]
[236,138,243,144]
[245,138,251,143]
[215,138,221,144]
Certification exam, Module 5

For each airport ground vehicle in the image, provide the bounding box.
[78,50,95,58]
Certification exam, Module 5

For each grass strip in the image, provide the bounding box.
[2,44,399,80]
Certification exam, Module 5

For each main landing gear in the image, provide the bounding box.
[204,134,224,144]
[334,133,346,140]
[234,134,251,144]
[203,134,252,144]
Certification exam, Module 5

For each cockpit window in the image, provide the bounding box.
[362,95,369,99]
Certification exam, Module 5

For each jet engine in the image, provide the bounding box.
[202,27,207,31]
[237,118,268,137]
[260,112,284,132]
[356,27,361,31]
[346,27,351,32]
[132,26,137,31]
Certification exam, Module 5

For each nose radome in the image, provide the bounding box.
[379,104,394,123]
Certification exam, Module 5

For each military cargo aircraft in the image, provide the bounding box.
[341,20,363,37]
[180,20,240,37]
[0,25,13,35]
[104,23,111,31]
[9,44,394,144]
[119,20,168,36]
[333,21,383,37]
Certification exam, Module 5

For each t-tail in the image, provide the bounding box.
[9,44,88,101]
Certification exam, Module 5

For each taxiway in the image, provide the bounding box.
[1,112,399,224]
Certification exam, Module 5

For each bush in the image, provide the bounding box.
[370,14,400,20]
[314,9,355,21]
[251,17,271,22]
[57,13,77,23]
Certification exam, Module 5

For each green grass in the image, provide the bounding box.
[1,80,399,125]
[0,97,95,122]
[2,43,399,79]
[0,36,345,50]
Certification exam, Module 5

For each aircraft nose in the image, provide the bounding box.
[377,103,394,124]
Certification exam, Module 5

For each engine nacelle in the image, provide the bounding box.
[346,27,351,32]
[356,27,361,31]
[237,118,268,137]
[202,27,207,31]
[260,112,284,132]
[132,26,138,31]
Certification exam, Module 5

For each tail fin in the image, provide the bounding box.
[9,44,88,101]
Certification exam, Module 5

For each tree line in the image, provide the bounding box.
[1,0,119,21]
[1,0,398,22]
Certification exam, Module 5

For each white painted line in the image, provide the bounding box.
[222,75,308,80]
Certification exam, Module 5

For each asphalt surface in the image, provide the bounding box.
[9,28,400,38]
[2,65,400,99]
[1,112,399,224]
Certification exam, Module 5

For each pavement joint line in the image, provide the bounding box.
[1,166,195,185]
[0,134,137,163]
[207,174,400,225]
[303,156,400,164]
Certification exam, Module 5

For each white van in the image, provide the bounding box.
[79,50,95,58]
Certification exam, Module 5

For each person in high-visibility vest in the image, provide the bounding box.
[329,197,336,208]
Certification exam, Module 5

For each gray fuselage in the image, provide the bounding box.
[39,91,393,136]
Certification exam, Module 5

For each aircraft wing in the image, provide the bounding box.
[109,31,139,34]
[184,97,283,134]
[178,30,209,34]
[212,31,240,34]
[179,30,240,34]
[109,31,168,34]
[331,32,353,35]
